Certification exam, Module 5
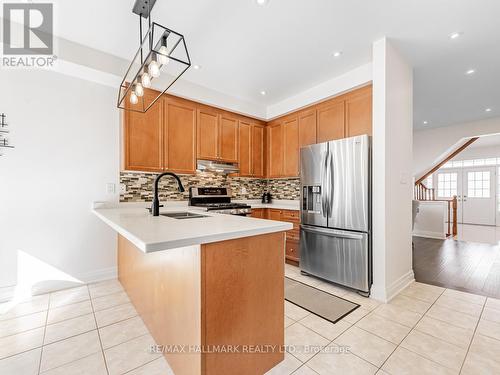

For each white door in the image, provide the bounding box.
[462,167,496,225]
[435,169,462,223]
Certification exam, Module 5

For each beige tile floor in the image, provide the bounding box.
[1,267,500,374]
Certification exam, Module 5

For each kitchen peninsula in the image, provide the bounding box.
[93,205,292,375]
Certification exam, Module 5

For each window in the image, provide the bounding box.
[442,158,500,169]
[437,173,458,198]
[467,171,490,198]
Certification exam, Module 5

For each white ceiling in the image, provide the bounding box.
[50,0,500,127]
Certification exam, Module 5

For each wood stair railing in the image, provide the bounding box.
[415,137,479,185]
[413,137,479,238]
[414,183,457,237]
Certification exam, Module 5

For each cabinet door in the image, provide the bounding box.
[298,109,317,147]
[268,209,282,221]
[283,118,299,177]
[238,121,252,177]
[345,87,372,137]
[251,125,265,177]
[219,115,238,163]
[317,100,345,143]
[124,90,163,172]
[250,208,264,218]
[268,123,283,177]
[197,109,219,160]
[164,98,196,174]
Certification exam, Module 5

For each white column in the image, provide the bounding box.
[371,38,414,302]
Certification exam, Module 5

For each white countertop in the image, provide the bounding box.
[93,204,293,253]
[234,199,300,210]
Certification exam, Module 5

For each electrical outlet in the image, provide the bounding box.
[241,187,247,195]
[120,184,126,194]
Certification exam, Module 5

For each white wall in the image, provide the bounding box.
[413,201,447,239]
[372,38,414,302]
[0,69,120,297]
[451,145,500,161]
[266,63,373,120]
[413,116,500,178]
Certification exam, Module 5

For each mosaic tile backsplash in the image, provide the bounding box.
[120,171,300,202]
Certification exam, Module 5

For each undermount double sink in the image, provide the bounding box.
[160,211,208,219]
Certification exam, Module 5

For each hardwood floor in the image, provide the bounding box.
[413,236,500,298]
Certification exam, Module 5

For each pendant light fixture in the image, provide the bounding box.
[117,0,191,113]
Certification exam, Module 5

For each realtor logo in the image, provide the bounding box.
[3,3,53,55]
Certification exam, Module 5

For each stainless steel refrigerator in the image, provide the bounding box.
[300,134,372,294]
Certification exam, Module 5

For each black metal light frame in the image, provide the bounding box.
[117,0,191,113]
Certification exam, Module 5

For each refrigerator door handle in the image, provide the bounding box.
[301,225,365,240]
[328,150,334,217]
[321,151,329,217]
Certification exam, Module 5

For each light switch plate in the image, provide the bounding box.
[106,183,116,194]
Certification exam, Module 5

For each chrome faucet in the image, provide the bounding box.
[151,172,185,216]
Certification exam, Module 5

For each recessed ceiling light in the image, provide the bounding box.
[260,90,267,96]
[449,32,463,40]
[255,0,269,5]
[485,108,492,112]
[423,121,428,125]
[466,69,476,75]
[193,64,201,70]
[333,51,342,58]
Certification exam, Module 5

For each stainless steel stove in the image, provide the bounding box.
[189,187,251,216]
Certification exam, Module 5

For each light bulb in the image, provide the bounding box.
[141,73,151,88]
[158,46,169,65]
[134,83,144,97]
[148,60,160,78]
[130,92,138,105]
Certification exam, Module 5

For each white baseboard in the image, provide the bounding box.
[385,270,415,302]
[0,267,117,302]
[370,270,415,303]
[413,230,445,240]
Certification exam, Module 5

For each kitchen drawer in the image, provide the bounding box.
[286,225,300,241]
[282,210,300,223]
[285,239,300,262]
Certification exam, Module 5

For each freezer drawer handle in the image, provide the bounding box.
[300,225,364,240]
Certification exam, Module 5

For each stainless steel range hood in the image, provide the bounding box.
[197,159,239,174]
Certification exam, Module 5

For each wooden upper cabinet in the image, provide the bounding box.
[251,125,265,177]
[345,86,372,137]
[197,109,219,161]
[219,115,238,163]
[238,121,252,177]
[268,122,283,178]
[164,98,196,174]
[283,117,299,177]
[317,99,345,143]
[124,90,163,172]
[298,109,317,147]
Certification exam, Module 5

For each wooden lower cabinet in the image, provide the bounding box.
[285,240,300,265]
[118,233,285,375]
[250,208,265,218]
[258,208,300,265]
